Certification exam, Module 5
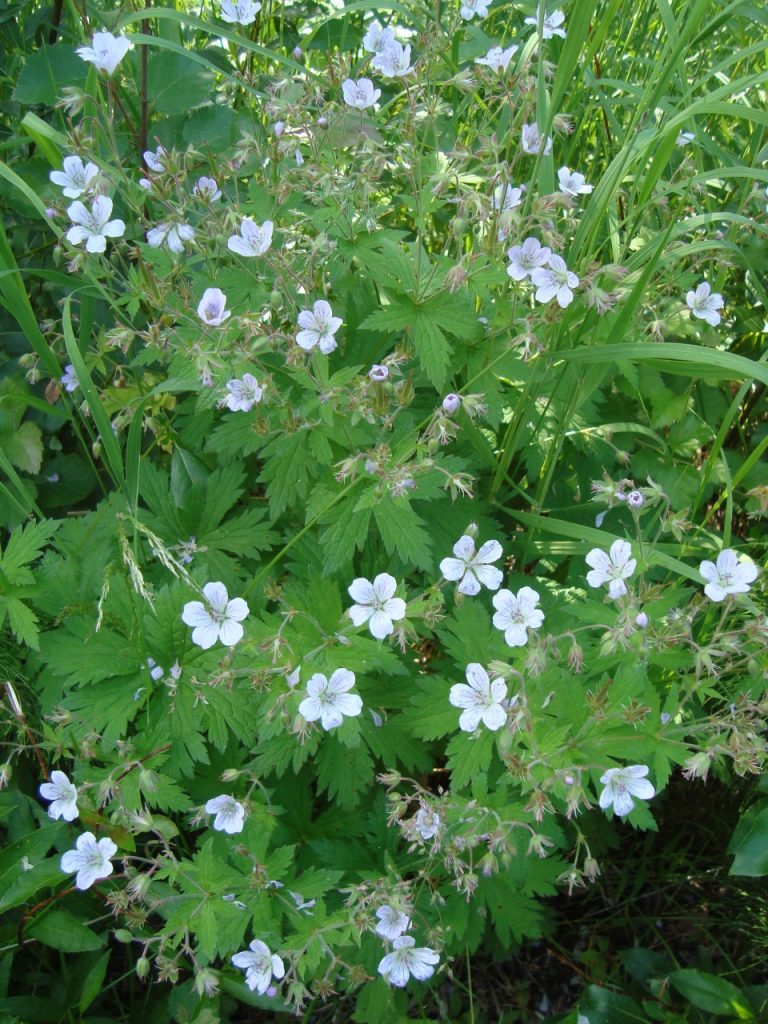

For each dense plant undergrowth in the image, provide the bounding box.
[0,0,767,1021]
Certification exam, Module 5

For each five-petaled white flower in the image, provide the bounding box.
[531,254,579,307]
[415,808,440,840]
[225,373,262,412]
[375,905,411,941]
[493,183,524,212]
[699,549,758,602]
[143,146,166,172]
[205,794,245,833]
[228,218,273,257]
[557,166,593,196]
[66,196,125,254]
[220,0,261,24]
[507,237,551,281]
[197,287,230,326]
[76,31,132,75]
[585,539,636,599]
[60,363,79,393]
[342,78,381,110]
[298,669,363,730]
[521,123,553,156]
[296,300,343,354]
[524,8,567,39]
[348,573,407,639]
[475,44,519,71]
[440,536,503,596]
[676,130,695,147]
[194,176,222,202]
[232,940,285,994]
[686,282,724,327]
[146,222,195,254]
[599,765,654,817]
[60,832,118,890]
[373,42,413,78]
[363,20,395,54]
[181,581,249,649]
[378,936,439,987]
[39,770,79,822]
[492,587,544,647]
[459,0,491,20]
[449,663,508,732]
[50,156,99,198]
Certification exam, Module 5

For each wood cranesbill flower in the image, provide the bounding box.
[686,282,724,326]
[298,669,363,730]
[39,770,79,821]
[76,31,132,75]
[378,936,439,986]
[66,196,125,253]
[585,539,636,598]
[60,832,118,890]
[227,218,273,257]
[232,940,285,993]
[49,156,99,198]
[440,535,503,596]
[181,581,249,648]
[449,663,508,732]
[197,288,230,326]
[699,549,758,602]
[348,574,406,639]
[492,586,544,646]
[296,299,343,354]
[205,794,245,833]
[598,765,654,817]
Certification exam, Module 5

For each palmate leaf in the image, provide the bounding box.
[315,736,374,808]
[372,496,432,571]
[0,518,60,586]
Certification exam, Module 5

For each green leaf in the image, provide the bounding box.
[12,44,87,105]
[147,52,214,114]
[315,738,374,808]
[668,969,750,1016]
[26,909,105,952]
[0,519,60,585]
[5,596,40,650]
[79,951,111,1013]
[1,420,43,474]
[373,497,432,571]
[411,314,452,390]
[321,503,371,574]
[445,729,496,791]
[728,802,768,877]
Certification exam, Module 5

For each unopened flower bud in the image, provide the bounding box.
[274,121,285,137]
[635,611,649,628]
[317,115,328,128]
[45,207,57,219]
[115,928,134,943]
[627,489,645,508]
[369,364,388,382]
[442,393,461,414]
[293,46,303,60]
[136,956,150,980]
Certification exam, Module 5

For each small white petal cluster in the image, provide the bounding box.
[493,183,524,212]
[50,156,99,198]
[39,770,79,822]
[521,123,553,156]
[492,587,544,647]
[60,832,118,890]
[475,44,518,71]
[147,222,195,254]
[460,0,492,20]
[375,905,410,941]
[232,940,285,993]
[194,176,222,202]
[197,287,230,326]
[362,20,395,55]
[599,765,654,817]
[76,31,132,75]
[676,130,695,147]
[378,935,439,986]
[373,42,413,78]
[181,581,249,648]
[60,364,79,393]
[220,0,262,25]
[686,282,724,326]
[449,663,508,732]
[524,8,567,39]
[557,166,593,197]
[225,374,262,412]
[348,573,406,639]
[228,218,273,257]
[205,794,246,833]
[143,146,166,172]
[699,549,758,602]
[298,669,363,730]
[440,535,503,595]
[585,539,636,599]
[296,300,343,354]
[415,807,440,840]
[531,254,579,307]
[342,78,381,110]
[507,237,551,281]
[66,196,125,253]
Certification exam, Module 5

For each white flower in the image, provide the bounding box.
[232,940,285,994]
[699,549,758,602]
[557,166,593,196]
[146,222,195,253]
[76,31,132,75]
[585,539,636,599]
[493,183,524,212]
[375,905,411,941]
[227,218,273,257]
[205,794,245,833]
[521,123,553,155]
[475,44,518,71]
[342,78,381,110]
[449,663,508,732]
[49,156,99,198]
[298,669,363,731]
[440,536,503,596]
[686,282,724,327]
[599,765,654,817]
[143,146,166,172]
[492,587,544,647]
[138,177,152,190]
[194,176,222,202]
[348,574,407,639]
[531,253,579,307]
[676,131,695,147]
[220,0,261,24]
[60,832,117,890]
[225,373,262,412]
[60,363,79,393]
[197,287,231,326]
[181,581,249,649]
[369,364,389,382]
[415,808,440,840]
[459,0,491,20]
[524,8,566,39]
[65,195,125,254]
[373,42,413,78]
[363,20,396,54]
[39,770,79,822]
[147,657,164,680]
[507,237,551,281]
[378,935,439,987]
[296,299,343,354]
